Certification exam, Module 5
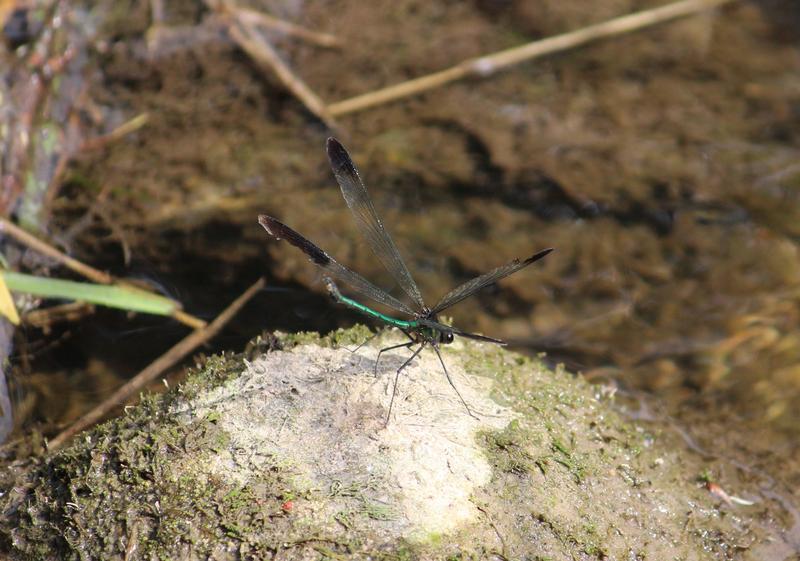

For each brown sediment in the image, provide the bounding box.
[1,0,799,550]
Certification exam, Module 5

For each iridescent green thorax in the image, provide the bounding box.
[326,279,454,344]
[336,291,417,330]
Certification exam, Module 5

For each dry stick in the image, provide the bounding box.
[227,15,337,129]
[327,0,737,117]
[0,217,206,329]
[47,277,266,451]
[80,113,150,152]
[169,309,205,330]
[0,217,115,284]
[236,7,339,48]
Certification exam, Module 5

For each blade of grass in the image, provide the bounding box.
[0,218,206,329]
[1,270,178,316]
[80,113,150,151]
[0,274,20,325]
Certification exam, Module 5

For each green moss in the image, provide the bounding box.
[481,421,538,475]
[326,324,376,347]
[279,330,324,347]
[178,351,248,401]
[549,437,587,483]
[1,348,304,559]
[327,476,398,524]
[279,324,377,349]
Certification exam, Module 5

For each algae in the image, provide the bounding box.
[0,327,781,559]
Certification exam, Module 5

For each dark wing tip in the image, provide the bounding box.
[326,137,352,171]
[257,214,331,266]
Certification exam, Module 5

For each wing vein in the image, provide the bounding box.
[327,138,426,311]
[430,248,553,315]
[258,215,416,316]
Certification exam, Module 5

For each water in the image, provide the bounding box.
[4,0,799,549]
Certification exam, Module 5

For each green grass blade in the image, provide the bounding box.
[1,271,179,316]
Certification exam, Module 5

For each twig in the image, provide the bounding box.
[47,277,265,451]
[206,0,338,48]
[0,73,43,215]
[327,0,737,116]
[227,16,337,129]
[0,217,115,284]
[80,113,150,151]
[235,7,339,48]
[0,217,206,329]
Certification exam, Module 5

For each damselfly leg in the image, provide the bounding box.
[386,343,426,426]
[432,343,477,419]
[373,329,416,377]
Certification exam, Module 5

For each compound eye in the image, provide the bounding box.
[443,332,454,344]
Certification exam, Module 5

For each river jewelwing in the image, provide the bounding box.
[259,138,553,423]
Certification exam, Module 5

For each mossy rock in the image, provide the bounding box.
[0,328,774,559]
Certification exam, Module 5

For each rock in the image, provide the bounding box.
[0,328,772,559]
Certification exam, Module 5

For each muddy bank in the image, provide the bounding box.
[1,0,799,556]
[1,329,786,559]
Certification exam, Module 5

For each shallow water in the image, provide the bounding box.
[4,0,800,549]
